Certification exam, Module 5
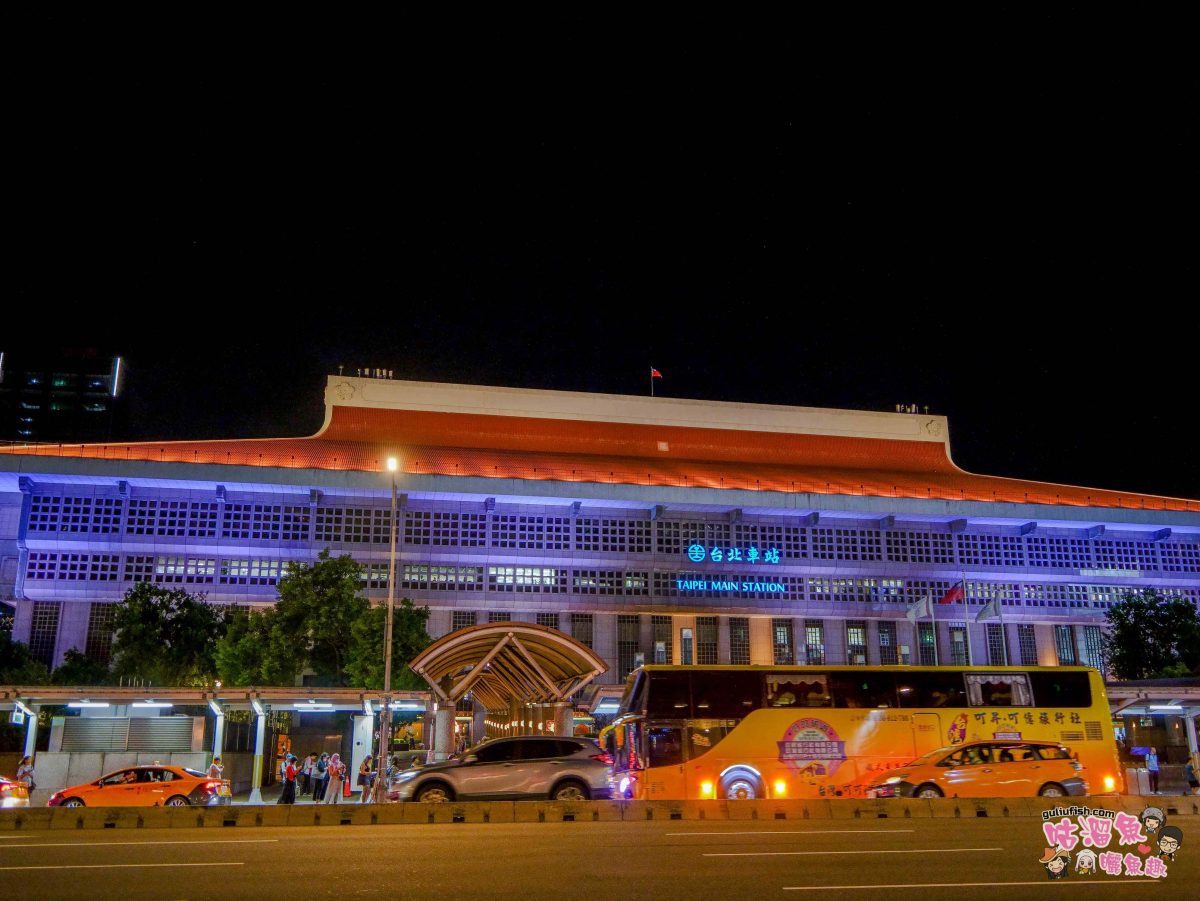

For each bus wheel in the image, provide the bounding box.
[721,771,762,800]
[915,784,943,799]
[1038,783,1067,798]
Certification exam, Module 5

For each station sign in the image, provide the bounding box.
[686,543,781,564]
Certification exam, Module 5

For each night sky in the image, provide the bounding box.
[9,61,1196,501]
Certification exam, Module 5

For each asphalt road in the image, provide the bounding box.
[0,818,1195,900]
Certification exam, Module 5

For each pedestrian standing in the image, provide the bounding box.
[277,755,297,804]
[299,752,315,798]
[358,754,375,803]
[207,756,224,781]
[15,756,35,804]
[313,753,329,801]
[322,753,345,804]
[1147,747,1160,794]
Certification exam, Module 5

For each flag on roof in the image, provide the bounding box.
[650,367,663,378]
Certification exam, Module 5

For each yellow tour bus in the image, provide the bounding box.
[604,664,1121,801]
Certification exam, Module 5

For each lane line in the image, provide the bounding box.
[783,880,1154,891]
[706,847,1003,857]
[0,862,245,871]
[668,830,915,836]
[0,838,279,849]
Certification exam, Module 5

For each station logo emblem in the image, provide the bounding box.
[777,718,848,777]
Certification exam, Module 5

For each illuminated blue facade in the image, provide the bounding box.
[2,378,1199,686]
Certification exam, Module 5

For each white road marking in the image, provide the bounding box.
[783,879,1154,890]
[707,847,1003,857]
[668,830,915,836]
[0,862,244,871]
[0,838,279,849]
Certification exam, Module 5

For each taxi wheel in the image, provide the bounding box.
[165,795,190,807]
[915,784,944,799]
[1038,783,1067,798]
[63,798,86,808]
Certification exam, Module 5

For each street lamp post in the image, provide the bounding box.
[374,456,398,802]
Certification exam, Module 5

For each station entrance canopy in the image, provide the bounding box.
[409,622,607,727]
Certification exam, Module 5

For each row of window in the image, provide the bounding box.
[22,551,1197,614]
[23,495,1200,573]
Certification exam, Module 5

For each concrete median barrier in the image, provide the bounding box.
[513,800,623,823]
[0,808,53,831]
[828,798,932,819]
[402,801,517,824]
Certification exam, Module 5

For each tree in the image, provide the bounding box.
[0,634,50,684]
[51,648,114,685]
[214,607,298,686]
[111,583,227,686]
[1103,588,1200,679]
[346,598,433,689]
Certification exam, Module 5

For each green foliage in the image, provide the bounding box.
[346,598,433,690]
[0,633,50,684]
[1103,588,1200,680]
[214,608,287,686]
[111,583,227,686]
[273,550,368,684]
[51,648,114,685]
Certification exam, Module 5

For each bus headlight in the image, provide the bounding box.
[1103,775,1115,792]
[773,780,787,797]
[700,781,714,797]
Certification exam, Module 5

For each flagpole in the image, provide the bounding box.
[650,369,654,397]
[998,593,1009,664]
[962,576,974,665]
[930,594,939,666]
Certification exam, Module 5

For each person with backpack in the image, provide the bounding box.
[322,753,346,804]
[313,753,329,801]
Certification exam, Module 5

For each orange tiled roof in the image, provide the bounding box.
[2,406,1195,512]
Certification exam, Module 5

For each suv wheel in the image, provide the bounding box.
[415,782,454,803]
[552,780,589,802]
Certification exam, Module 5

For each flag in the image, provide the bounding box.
[938,580,965,605]
[650,367,663,378]
[905,594,933,624]
[975,597,1000,623]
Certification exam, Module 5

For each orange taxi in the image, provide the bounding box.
[46,764,231,807]
[867,739,1087,799]
[0,775,31,808]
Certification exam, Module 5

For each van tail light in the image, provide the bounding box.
[591,752,614,766]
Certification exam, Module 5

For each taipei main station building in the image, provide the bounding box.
[2,376,1198,691]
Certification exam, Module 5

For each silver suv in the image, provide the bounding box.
[387,736,612,802]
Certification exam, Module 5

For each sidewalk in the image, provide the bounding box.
[231,783,377,805]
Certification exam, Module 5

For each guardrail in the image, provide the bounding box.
[2,796,1197,831]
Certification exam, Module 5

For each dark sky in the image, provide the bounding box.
[9,55,1196,501]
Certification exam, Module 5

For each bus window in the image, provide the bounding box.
[897,671,968,708]
[694,671,762,717]
[765,673,830,708]
[1029,671,1092,708]
[647,671,692,717]
[647,726,685,767]
[830,672,897,708]
[965,673,1032,706]
[688,721,737,757]
[620,670,647,716]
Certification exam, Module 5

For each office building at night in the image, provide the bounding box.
[1,376,1198,687]
[0,350,125,444]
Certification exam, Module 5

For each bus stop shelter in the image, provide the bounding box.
[409,621,607,760]
[1,685,430,802]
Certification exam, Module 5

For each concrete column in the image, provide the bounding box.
[717,616,731,664]
[211,712,225,759]
[553,702,573,738]
[472,700,486,747]
[432,702,456,761]
[749,617,772,664]
[1184,713,1198,759]
[247,708,267,805]
[23,705,39,759]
